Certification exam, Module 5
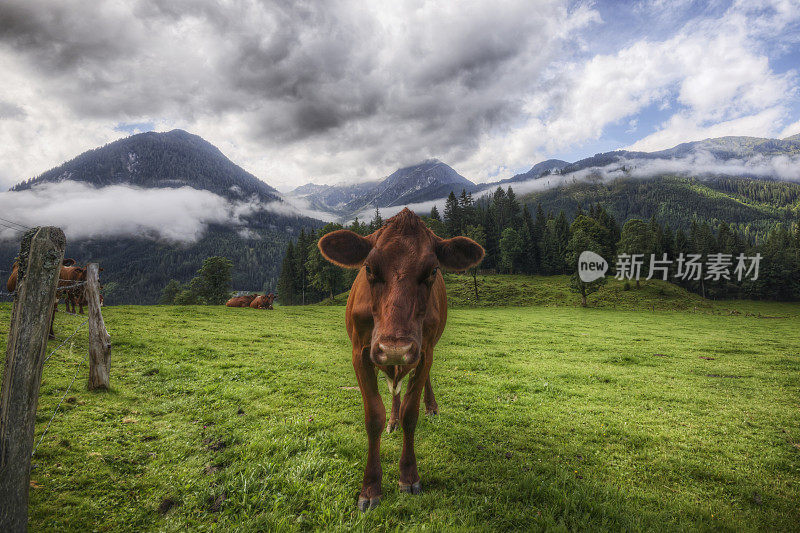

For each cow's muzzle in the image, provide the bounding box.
[371,338,420,366]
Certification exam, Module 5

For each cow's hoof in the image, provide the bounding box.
[425,406,438,416]
[387,420,399,433]
[399,481,422,495]
[357,495,381,512]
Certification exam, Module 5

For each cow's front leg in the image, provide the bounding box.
[387,375,401,433]
[398,359,430,494]
[355,351,385,511]
[424,376,438,415]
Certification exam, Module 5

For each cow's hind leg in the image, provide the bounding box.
[355,349,385,511]
[398,359,430,495]
[424,376,438,415]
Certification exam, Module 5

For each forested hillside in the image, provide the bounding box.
[0,219,322,305]
[520,176,800,243]
[278,184,800,304]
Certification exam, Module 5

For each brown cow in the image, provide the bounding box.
[6,258,76,294]
[59,265,88,314]
[318,208,484,511]
[250,292,276,309]
[226,294,258,307]
[7,258,79,338]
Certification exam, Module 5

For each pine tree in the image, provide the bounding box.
[294,229,311,305]
[506,187,521,229]
[277,241,297,305]
[532,204,547,274]
[430,205,441,221]
[370,207,383,231]
[499,227,524,274]
[553,211,571,274]
[482,205,500,270]
[444,192,461,237]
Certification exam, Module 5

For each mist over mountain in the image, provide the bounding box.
[290,159,478,216]
[494,159,570,185]
[0,130,321,304]
[560,135,800,176]
[289,134,800,220]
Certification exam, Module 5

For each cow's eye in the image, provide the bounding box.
[423,267,438,284]
[365,264,381,282]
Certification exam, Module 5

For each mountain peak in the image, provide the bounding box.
[11,130,280,202]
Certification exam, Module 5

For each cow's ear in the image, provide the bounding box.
[318,230,373,268]
[435,236,485,271]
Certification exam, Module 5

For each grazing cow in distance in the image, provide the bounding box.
[7,258,80,338]
[6,258,77,294]
[318,208,484,511]
[59,265,88,314]
[249,292,276,309]
[226,294,258,307]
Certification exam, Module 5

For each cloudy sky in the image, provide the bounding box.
[1,0,798,192]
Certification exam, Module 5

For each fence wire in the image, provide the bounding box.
[43,319,89,365]
[32,349,87,457]
[30,295,94,456]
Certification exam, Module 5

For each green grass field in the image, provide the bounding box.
[1,278,799,531]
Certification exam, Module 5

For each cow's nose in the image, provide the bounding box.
[378,342,412,357]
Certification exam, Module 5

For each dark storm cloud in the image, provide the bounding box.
[0,2,136,72]
[0,0,592,186]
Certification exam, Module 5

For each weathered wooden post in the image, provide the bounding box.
[85,263,110,391]
[0,226,65,532]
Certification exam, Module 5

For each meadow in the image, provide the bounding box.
[1,277,799,531]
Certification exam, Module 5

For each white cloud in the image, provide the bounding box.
[0,0,797,192]
[0,183,276,242]
[626,107,790,152]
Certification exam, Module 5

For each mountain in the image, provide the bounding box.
[11,129,281,202]
[495,159,569,185]
[291,180,382,214]
[1,130,322,304]
[291,159,478,216]
[560,135,800,175]
[366,159,476,207]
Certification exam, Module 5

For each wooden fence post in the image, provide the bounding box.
[0,226,65,533]
[85,263,110,391]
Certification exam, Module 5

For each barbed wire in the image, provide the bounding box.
[55,308,83,317]
[32,349,87,457]
[43,319,89,366]
[0,216,31,230]
[0,221,25,233]
[57,281,88,290]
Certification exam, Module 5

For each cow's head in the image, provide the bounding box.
[318,208,484,366]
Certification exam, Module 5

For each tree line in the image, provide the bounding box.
[277,186,800,305]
